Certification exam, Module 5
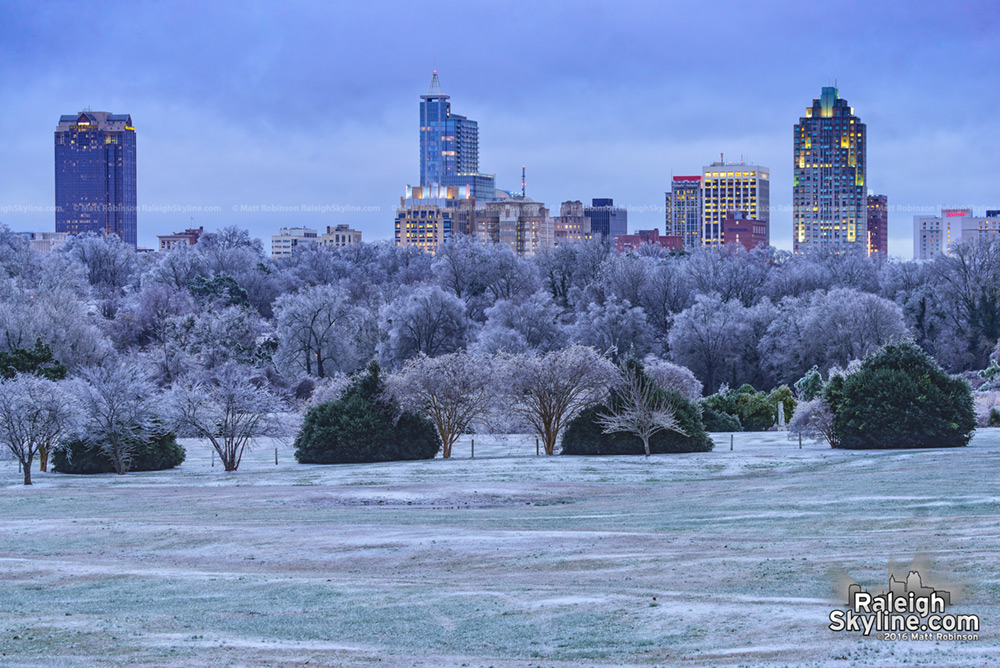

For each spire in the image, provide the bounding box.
[426,70,443,96]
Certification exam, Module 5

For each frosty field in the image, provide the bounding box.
[1,433,998,668]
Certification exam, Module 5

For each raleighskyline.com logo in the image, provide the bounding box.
[829,569,979,641]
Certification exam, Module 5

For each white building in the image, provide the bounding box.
[17,231,69,253]
[319,225,362,248]
[271,227,318,257]
[913,209,1000,259]
[701,162,769,247]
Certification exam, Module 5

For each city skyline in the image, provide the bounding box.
[0,1,998,256]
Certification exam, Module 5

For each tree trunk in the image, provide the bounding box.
[22,458,32,485]
[38,446,49,473]
[642,436,651,457]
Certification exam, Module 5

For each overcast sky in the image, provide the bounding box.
[1,0,997,257]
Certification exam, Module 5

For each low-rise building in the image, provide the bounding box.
[17,231,69,253]
[320,225,362,248]
[722,210,769,251]
[615,229,682,253]
[394,184,475,253]
[476,196,553,256]
[552,200,592,246]
[271,227,319,257]
[157,227,203,251]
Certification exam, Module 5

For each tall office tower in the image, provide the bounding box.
[701,163,769,246]
[55,111,137,246]
[585,198,628,244]
[793,87,867,254]
[867,193,888,256]
[665,176,703,249]
[419,71,495,201]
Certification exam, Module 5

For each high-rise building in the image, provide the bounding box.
[701,163,769,247]
[552,200,592,246]
[913,208,1000,259]
[419,71,495,201]
[585,198,628,244]
[55,111,137,246]
[793,87,867,254]
[394,184,476,253]
[867,193,888,256]
[665,176,703,249]
[476,197,553,256]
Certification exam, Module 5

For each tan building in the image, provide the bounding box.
[18,231,69,253]
[552,200,592,246]
[320,224,362,248]
[157,227,203,252]
[394,184,476,253]
[476,197,553,256]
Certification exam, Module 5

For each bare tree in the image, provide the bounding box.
[787,397,838,448]
[502,345,619,455]
[0,375,78,485]
[166,363,288,471]
[385,352,494,458]
[596,365,687,457]
[76,359,159,475]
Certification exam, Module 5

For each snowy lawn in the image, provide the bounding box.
[1,431,998,667]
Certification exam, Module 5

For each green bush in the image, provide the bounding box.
[705,384,775,432]
[294,361,441,464]
[700,402,742,432]
[989,407,1000,428]
[825,341,976,449]
[52,432,186,474]
[769,385,797,423]
[561,368,714,455]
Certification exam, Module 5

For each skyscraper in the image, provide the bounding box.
[867,193,888,256]
[701,163,769,246]
[55,111,137,247]
[665,176,702,249]
[585,198,628,244]
[793,87,867,254]
[419,71,495,201]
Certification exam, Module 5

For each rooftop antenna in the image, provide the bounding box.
[521,165,526,198]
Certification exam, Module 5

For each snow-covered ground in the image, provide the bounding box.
[1,431,998,667]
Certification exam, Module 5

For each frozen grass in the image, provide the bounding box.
[1,431,999,667]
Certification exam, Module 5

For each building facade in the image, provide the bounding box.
[419,71,495,201]
[793,87,867,254]
[157,227,203,251]
[585,198,627,244]
[552,200,592,246]
[17,231,69,254]
[271,227,319,257]
[55,111,137,246]
[665,176,703,249]
[320,224,362,248]
[914,208,1000,259]
[615,229,682,253]
[476,197,553,256]
[394,184,476,253]
[867,193,888,256]
[702,163,769,247]
[722,211,769,252]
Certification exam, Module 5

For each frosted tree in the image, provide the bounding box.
[668,294,748,393]
[379,285,470,367]
[60,232,139,317]
[787,397,838,448]
[597,364,687,457]
[385,352,494,458]
[273,284,367,378]
[501,345,619,455]
[0,375,78,484]
[75,359,160,475]
[572,295,654,361]
[642,357,704,401]
[166,363,288,472]
[472,291,566,355]
[685,245,771,307]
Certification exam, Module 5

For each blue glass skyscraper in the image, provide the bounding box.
[55,111,137,247]
[419,72,494,201]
